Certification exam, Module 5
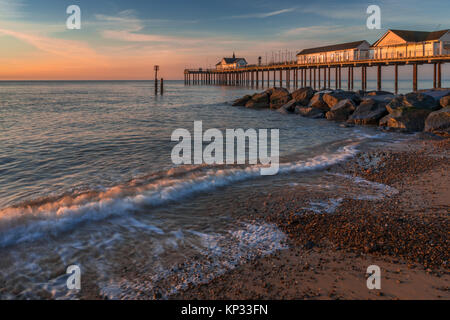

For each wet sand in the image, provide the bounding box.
[172,136,450,300]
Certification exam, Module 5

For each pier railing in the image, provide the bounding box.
[184,54,449,93]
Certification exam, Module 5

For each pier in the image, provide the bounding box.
[184,55,449,94]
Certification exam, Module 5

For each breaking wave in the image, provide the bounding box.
[0,142,360,247]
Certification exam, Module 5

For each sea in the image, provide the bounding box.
[0,79,438,299]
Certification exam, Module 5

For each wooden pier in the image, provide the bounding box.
[184,55,450,93]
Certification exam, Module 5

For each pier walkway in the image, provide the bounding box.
[184,55,450,93]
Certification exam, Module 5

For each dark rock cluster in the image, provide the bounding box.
[232,87,450,136]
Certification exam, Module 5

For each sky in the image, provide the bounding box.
[0,0,449,80]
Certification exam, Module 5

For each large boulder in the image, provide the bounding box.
[232,95,252,106]
[355,90,366,97]
[418,88,450,102]
[245,92,270,109]
[277,99,297,114]
[440,95,450,108]
[325,99,356,121]
[307,92,330,112]
[269,88,292,109]
[363,91,395,103]
[347,98,388,125]
[385,95,404,113]
[291,87,315,105]
[323,91,361,109]
[424,107,450,136]
[379,108,432,132]
[366,90,394,97]
[265,87,287,95]
[386,92,440,113]
[403,92,441,110]
[295,106,325,118]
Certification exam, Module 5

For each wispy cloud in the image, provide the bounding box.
[296,2,450,29]
[0,0,25,19]
[95,10,203,45]
[281,25,366,37]
[227,7,296,19]
[0,28,105,63]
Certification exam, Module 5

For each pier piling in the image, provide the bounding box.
[184,55,448,92]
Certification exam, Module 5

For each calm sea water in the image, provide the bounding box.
[0,80,411,299]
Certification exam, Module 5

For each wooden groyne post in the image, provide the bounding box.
[154,65,159,95]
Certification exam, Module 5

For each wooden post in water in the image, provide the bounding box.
[433,63,437,88]
[317,67,320,90]
[364,66,367,90]
[304,67,311,88]
[339,66,342,89]
[154,65,159,94]
[437,63,442,88]
[395,64,398,94]
[309,68,312,87]
[361,66,364,91]
[348,67,351,91]
[287,69,291,89]
[256,70,259,88]
[327,68,331,89]
[413,64,418,92]
[299,69,302,88]
[302,68,305,88]
[335,67,338,89]
[261,70,264,88]
[351,66,354,90]
[377,65,382,91]
[313,67,316,89]
[160,78,164,94]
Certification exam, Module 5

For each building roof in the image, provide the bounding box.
[296,40,368,56]
[372,29,450,46]
[216,57,247,65]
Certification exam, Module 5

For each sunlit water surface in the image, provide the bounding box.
[0,81,409,298]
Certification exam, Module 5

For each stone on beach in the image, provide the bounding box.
[234,87,450,134]
[323,91,360,109]
[291,87,315,106]
[386,92,440,113]
[424,107,450,136]
[269,87,292,109]
[307,92,330,112]
[379,108,432,132]
[245,92,270,109]
[232,95,252,106]
[277,99,297,114]
[365,90,394,97]
[347,98,388,125]
[440,95,450,108]
[295,106,325,118]
[325,99,356,121]
[418,88,450,102]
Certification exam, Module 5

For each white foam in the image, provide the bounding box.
[0,143,359,247]
[302,198,343,214]
[332,173,399,200]
[99,222,288,299]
